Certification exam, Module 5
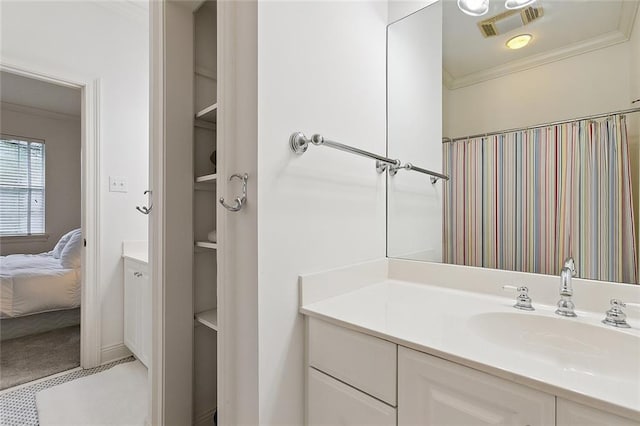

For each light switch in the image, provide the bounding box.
[109,176,128,193]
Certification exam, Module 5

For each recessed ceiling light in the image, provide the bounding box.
[505,0,536,9]
[457,0,490,16]
[506,34,533,50]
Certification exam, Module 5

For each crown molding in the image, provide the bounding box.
[619,1,639,39]
[1,101,80,121]
[445,30,630,90]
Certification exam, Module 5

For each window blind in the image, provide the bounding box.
[0,136,46,236]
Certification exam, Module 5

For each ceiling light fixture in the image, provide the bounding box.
[457,0,490,16]
[504,0,536,10]
[506,33,533,49]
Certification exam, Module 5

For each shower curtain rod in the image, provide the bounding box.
[442,106,640,144]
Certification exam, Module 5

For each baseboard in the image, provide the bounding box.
[194,407,216,426]
[100,342,132,365]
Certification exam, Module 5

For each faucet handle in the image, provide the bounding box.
[502,285,535,311]
[602,299,633,328]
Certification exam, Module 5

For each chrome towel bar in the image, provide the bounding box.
[290,132,400,174]
[389,162,449,184]
[289,131,450,183]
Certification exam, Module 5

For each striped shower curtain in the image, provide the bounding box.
[443,115,638,284]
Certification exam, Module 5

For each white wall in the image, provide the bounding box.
[256,1,388,423]
[445,41,633,138]
[1,2,149,362]
[387,1,442,261]
[0,105,81,256]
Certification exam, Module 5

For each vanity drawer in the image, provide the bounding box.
[308,318,397,406]
[308,367,396,426]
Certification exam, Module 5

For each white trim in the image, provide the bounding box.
[82,78,102,368]
[446,30,632,89]
[149,1,165,424]
[100,342,133,365]
[0,62,102,370]
[1,101,80,122]
[619,1,640,40]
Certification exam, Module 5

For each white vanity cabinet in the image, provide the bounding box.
[124,258,151,367]
[307,318,397,425]
[306,317,639,426]
[398,346,555,425]
[308,368,396,426]
[557,399,639,426]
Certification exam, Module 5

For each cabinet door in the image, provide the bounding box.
[123,262,139,356]
[308,368,396,426]
[139,266,151,367]
[557,398,639,426]
[398,347,554,426]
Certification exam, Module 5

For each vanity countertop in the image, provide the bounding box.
[300,278,640,420]
[122,240,148,264]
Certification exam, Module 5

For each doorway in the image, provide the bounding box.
[0,65,102,387]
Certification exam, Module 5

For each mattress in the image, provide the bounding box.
[0,253,80,318]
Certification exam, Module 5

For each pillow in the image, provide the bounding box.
[52,228,80,259]
[60,230,83,269]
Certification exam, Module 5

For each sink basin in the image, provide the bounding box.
[470,312,640,381]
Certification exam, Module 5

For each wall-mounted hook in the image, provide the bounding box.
[136,190,152,215]
[219,174,248,212]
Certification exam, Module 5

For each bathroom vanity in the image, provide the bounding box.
[300,259,640,425]
[122,241,151,368]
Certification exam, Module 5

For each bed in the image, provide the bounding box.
[0,229,82,340]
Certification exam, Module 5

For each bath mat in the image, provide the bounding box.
[36,359,147,425]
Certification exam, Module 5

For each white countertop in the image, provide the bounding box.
[122,240,148,264]
[301,279,640,420]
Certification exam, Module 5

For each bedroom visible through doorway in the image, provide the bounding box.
[0,71,82,390]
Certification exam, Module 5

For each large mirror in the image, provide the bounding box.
[387,0,640,285]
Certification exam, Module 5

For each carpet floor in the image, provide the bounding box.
[1,325,80,390]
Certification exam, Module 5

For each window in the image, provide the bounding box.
[0,135,46,236]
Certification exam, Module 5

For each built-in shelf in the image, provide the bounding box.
[195,241,217,250]
[195,103,217,123]
[194,309,218,331]
[194,119,215,130]
[195,65,217,81]
[195,173,217,183]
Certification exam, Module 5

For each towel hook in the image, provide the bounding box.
[219,174,248,212]
[136,190,153,215]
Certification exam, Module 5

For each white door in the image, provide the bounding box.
[398,347,555,425]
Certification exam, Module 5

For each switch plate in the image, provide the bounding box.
[109,176,128,193]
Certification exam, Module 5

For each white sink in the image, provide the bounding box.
[470,312,640,381]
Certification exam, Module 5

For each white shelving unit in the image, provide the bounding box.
[195,173,217,183]
[192,2,218,424]
[195,103,217,122]
[195,309,218,331]
[195,241,218,250]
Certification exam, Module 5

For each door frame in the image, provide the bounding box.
[0,61,102,369]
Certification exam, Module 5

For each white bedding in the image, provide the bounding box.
[0,253,80,318]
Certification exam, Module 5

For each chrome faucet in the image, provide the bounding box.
[556,257,577,317]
